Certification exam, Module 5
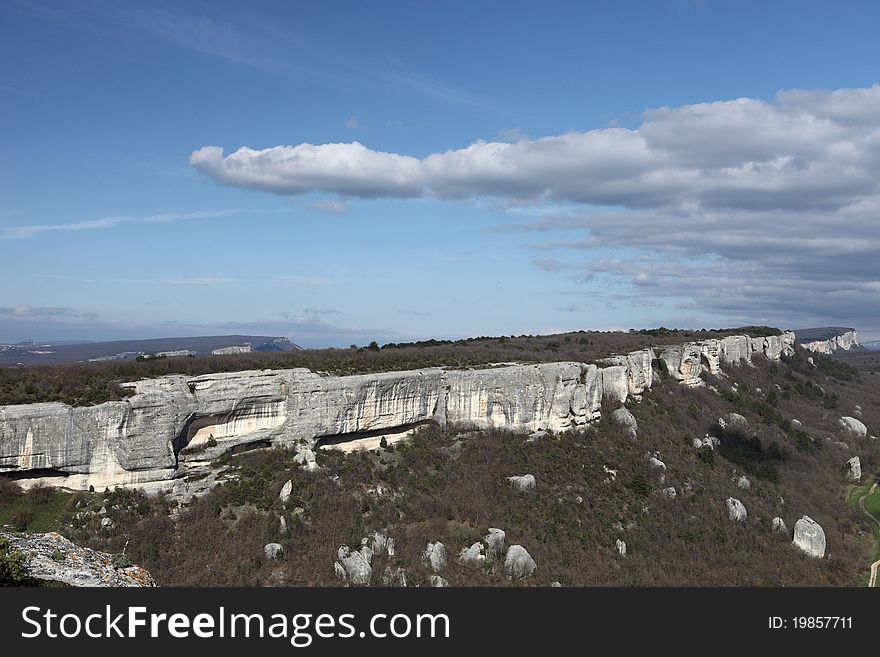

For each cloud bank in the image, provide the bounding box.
[190,85,880,332]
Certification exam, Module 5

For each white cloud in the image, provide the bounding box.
[189,85,880,331]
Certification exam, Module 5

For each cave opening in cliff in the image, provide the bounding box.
[315,421,436,453]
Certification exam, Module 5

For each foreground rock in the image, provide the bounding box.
[792,516,826,558]
[1,531,155,587]
[504,545,536,580]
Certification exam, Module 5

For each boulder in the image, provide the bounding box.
[845,456,862,482]
[720,413,748,430]
[611,407,638,439]
[334,545,372,586]
[792,516,826,558]
[367,531,395,557]
[458,542,487,568]
[736,476,751,490]
[615,539,627,556]
[484,528,506,559]
[771,517,789,536]
[422,542,448,573]
[429,575,449,587]
[726,497,747,522]
[839,416,867,438]
[504,545,537,580]
[660,487,676,499]
[648,456,666,470]
[854,405,863,417]
[264,543,283,560]
[507,474,536,492]
[279,479,293,505]
[100,517,114,529]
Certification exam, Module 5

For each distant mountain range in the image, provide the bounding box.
[0,335,301,366]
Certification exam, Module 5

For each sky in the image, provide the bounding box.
[2,0,880,347]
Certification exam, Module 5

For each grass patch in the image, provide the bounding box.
[0,489,72,532]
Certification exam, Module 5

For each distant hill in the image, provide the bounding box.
[0,335,301,366]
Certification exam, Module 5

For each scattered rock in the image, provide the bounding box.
[845,456,861,482]
[771,517,789,536]
[792,516,826,558]
[791,419,802,427]
[264,543,283,560]
[839,416,867,438]
[335,545,372,586]
[429,575,449,587]
[294,443,320,471]
[100,517,114,529]
[648,454,666,470]
[615,539,627,556]
[484,528,506,559]
[507,474,536,492]
[736,476,751,490]
[611,407,638,439]
[854,405,863,417]
[719,413,748,430]
[692,438,704,449]
[422,542,447,573]
[279,516,288,535]
[458,542,487,568]
[504,545,536,580]
[279,480,293,505]
[726,497,747,522]
[98,506,107,516]
[603,465,618,482]
[367,531,395,557]
[550,581,562,587]
[659,487,676,499]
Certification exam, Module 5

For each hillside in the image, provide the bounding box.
[1,335,877,587]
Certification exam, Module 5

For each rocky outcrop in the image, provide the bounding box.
[1,531,155,587]
[797,328,860,354]
[422,542,447,573]
[771,517,789,535]
[792,516,826,558]
[0,331,797,493]
[334,545,372,586]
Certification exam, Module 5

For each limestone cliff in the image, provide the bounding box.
[795,327,860,354]
[0,332,795,493]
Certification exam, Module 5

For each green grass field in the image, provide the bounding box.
[0,490,72,533]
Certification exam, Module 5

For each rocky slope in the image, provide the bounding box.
[1,530,155,586]
[0,332,795,494]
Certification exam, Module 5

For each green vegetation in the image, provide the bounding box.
[0,536,31,586]
[0,486,72,532]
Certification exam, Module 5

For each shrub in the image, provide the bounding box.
[0,478,21,506]
[0,537,30,586]
[26,484,54,505]
[9,509,34,531]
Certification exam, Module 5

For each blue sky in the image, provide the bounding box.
[2,1,880,346]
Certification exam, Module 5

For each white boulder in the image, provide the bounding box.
[726,497,747,522]
[507,474,536,492]
[504,545,537,580]
[839,416,867,438]
[792,516,826,558]
[422,542,448,573]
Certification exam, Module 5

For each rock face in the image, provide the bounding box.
[507,474,536,492]
[792,516,826,558]
[845,456,862,482]
[727,497,747,522]
[0,331,797,493]
[503,545,536,580]
[839,416,868,438]
[1,531,155,587]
